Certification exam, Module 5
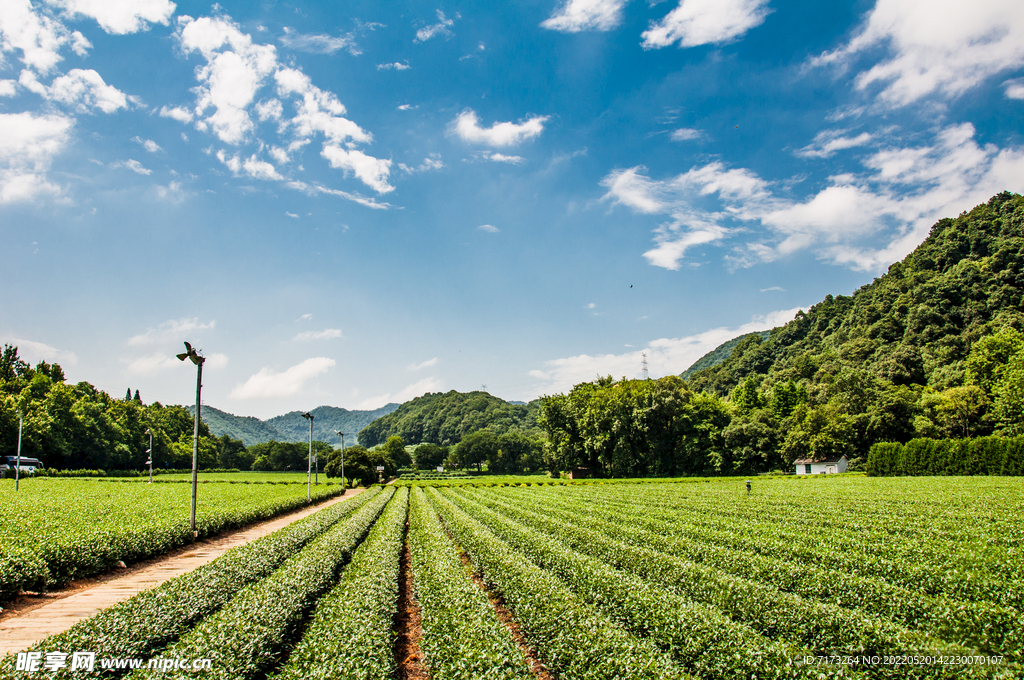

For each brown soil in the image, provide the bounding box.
[393,536,429,680]
[452,536,554,679]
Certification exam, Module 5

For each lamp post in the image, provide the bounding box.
[334,430,345,491]
[144,428,153,484]
[301,411,313,503]
[176,342,205,537]
[14,411,23,492]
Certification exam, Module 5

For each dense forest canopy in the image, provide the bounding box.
[540,192,1024,476]
[189,403,399,447]
[358,390,543,447]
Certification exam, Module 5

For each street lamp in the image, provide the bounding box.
[301,411,313,503]
[14,411,23,492]
[144,428,153,484]
[334,430,346,491]
[176,341,205,537]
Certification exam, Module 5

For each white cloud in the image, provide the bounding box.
[285,211,298,218]
[0,80,16,96]
[217,150,283,180]
[24,68,129,113]
[795,130,873,159]
[1004,77,1024,100]
[286,179,393,210]
[760,286,785,292]
[112,158,151,175]
[585,302,596,309]
[177,15,279,144]
[452,109,548,148]
[0,337,78,366]
[159,105,193,123]
[541,0,627,33]
[415,10,455,42]
[299,313,313,321]
[397,104,415,111]
[606,123,1024,272]
[154,179,184,201]
[0,111,72,204]
[255,98,282,122]
[0,0,72,73]
[321,145,393,194]
[274,68,372,145]
[813,0,1024,107]
[670,127,703,141]
[132,136,161,153]
[356,376,443,409]
[377,61,410,71]
[280,26,359,55]
[52,0,175,35]
[230,357,336,399]
[477,224,500,233]
[127,317,215,346]
[399,154,444,174]
[407,357,439,371]
[485,152,525,164]
[293,328,343,341]
[529,307,804,394]
[642,0,770,49]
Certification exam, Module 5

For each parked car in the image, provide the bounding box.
[0,455,45,475]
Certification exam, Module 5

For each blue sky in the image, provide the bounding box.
[1,0,1022,418]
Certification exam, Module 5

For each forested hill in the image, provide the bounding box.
[266,404,399,444]
[189,403,398,446]
[358,390,542,447]
[687,191,1024,438]
[681,331,771,380]
[191,406,285,446]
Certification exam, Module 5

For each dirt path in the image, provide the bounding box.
[0,487,364,658]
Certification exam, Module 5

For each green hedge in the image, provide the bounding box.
[866,436,1024,476]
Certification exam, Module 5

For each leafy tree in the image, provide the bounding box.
[412,443,446,469]
[381,435,411,468]
[453,430,499,471]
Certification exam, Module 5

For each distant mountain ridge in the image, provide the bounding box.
[189,403,399,446]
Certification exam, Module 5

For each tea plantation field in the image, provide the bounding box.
[0,477,344,606]
[2,476,1021,679]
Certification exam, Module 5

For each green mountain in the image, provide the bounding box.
[189,403,398,447]
[680,331,771,380]
[192,406,286,446]
[266,404,399,445]
[358,390,542,447]
[688,192,1024,399]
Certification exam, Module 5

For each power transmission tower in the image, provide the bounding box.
[641,352,649,380]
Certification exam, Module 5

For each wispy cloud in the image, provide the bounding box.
[811,0,1024,108]
[111,159,152,175]
[477,224,500,233]
[670,128,703,141]
[760,286,785,292]
[280,27,360,55]
[541,0,628,33]
[795,130,873,159]
[415,10,456,42]
[230,357,336,399]
[528,306,804,394]
[132,136,162,153]
[293,329,343,341]
[452,109,549,148]
[485,152,525,164]
[0,337,78,366]
[377,62,410,71]
[407,357,439,371]
[356,376,443,409]
[127,318,215,346]
[642,0,771,49]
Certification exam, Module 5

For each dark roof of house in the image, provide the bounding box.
[793,454,848,465]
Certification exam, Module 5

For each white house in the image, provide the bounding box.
[794,454,848,475]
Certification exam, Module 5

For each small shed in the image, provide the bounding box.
[794,455,848,475]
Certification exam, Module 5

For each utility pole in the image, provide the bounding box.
[176,342,205,538]
[302,412,314,502]
[335,430,346,491]
[14,412,23,492]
